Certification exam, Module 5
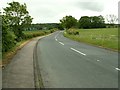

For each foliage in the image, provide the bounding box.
[2,15,16,52]
[78,16,91,29]
[2,1,34,54]
[78,15,106,29]
[2,1,57,56]
[58,24,64,30]
[60,15,106,29]
[23,30,51,39]
[66,29,79,35]
[60,15,77,29]
[106,14,118,24]
[31,23,59,30]
[3,1,33,41]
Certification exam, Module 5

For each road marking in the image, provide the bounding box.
[55,34,58,39]
[55,34,58,41]
[55,39,58,41]
[115,68,120,71]
[70,48,86,56]
[59,42,64,45]
[97,60,100,61]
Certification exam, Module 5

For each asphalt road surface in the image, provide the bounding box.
[36,31,118,88]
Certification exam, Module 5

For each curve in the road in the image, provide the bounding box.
[36,31,118,88]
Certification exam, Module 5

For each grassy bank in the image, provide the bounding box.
[64,28,119,51]
[23,30,54,39]
[2,29,56,67]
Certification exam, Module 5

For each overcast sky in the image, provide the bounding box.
[0,0,119,23]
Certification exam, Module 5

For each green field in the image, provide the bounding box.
[64,28,119,51]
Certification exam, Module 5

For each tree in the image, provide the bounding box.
[78,15,105,29]
[78,16,91,29]
[3,1,33,41]
[106,14,118,25]
[58,24,64,30]
[2,15,16,52]
[91,15,105,28]
[0,11,2,53]
[60,15,77,29]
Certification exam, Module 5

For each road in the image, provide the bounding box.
[36,31,118,88]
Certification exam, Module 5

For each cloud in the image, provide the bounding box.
[0,0,118,23]
[76,2,105,12]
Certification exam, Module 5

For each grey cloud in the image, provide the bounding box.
[1,0,116,23]
[76,2,104,12]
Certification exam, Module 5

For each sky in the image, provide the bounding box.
[0,0,119,23]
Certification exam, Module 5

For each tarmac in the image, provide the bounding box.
[2,36,45,89]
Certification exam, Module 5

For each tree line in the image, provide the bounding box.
[30,23,59,30]
[59,15,118,29]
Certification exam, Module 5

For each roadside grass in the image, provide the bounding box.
[64,28,119,51]
[2,29,56,67]
[23,29,56,39]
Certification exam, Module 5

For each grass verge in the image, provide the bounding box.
[64,28,119,51]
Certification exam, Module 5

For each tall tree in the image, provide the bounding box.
[0,11,1,59]
[2,15,16,52]
[78,15,105,29]
[78,16,91,29]
[3,1,33,41]
[91,15,105,28]
[106,14,118,25]
[60,15,77,29]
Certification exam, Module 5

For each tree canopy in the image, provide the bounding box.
[3,1,33,41]
[106,14,118,25]
[60,15,106,29]
[78,15,105,29]
[60,15,77,29]
[78,16,91,29]
[2,1,33,52]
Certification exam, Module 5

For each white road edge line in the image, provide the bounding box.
[70,48,86,56]
[59,42,64,45]
[97,60,100,61]
[115,68,120,71]
[55,39,58,41]
[55,34,58,39]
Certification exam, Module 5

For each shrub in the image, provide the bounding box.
[67,29,79,35]
[2,32,16,52]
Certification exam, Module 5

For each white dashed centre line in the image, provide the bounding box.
[55,33,59,39]
[97,60,100,61]
[59,42,64,45]
[70,48,86,56]
[115,68,120,71]
[55,39,58,41]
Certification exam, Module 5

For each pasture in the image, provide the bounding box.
[64,28,119,51]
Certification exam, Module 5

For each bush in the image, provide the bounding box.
[23,31,48,40]
[67,29,79,35]
[2,32,16,52]
[2,30,56,56]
